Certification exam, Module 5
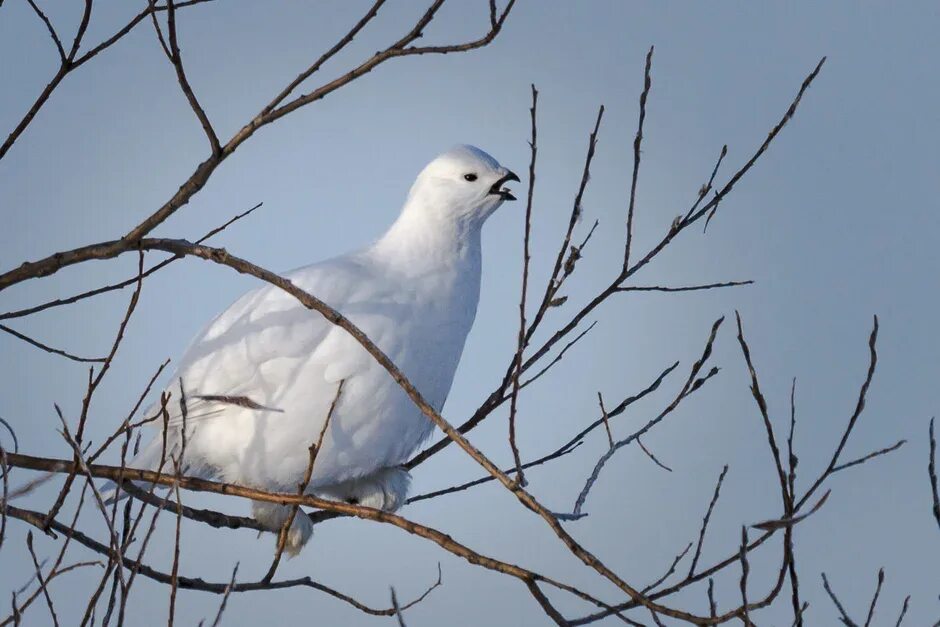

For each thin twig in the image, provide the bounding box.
[407,442,583,504]
[167,380,189,627]
[642,542,691,594]
[832,440,906,473]
[0,324,105,363]
[506,83,539,488]
[752,490,830,531]
[863,568,884,627]
[893,595,910,627]
[25,532,59,627]
[794,316,879,512]
[635,436,671,472]
[160,0,221,154]
[0,2,517,289]
[0,417,18,453]
[739,527,751,626]
[597,393,614,448]
[24,0,66,61]
[517,321,597,390]
[688,465,729,578]
[735,311,792,515]
[684,145,728,223]
[1,202,262,322]
[390,587,407,627]
[209,563,239,627]
[562,318,723,520]
[707,578,716,618]
[616,280,752,294]
[929,417,939,532]
[821,572,858,627]
[263,379,344,581]
[1,1,217,162]
[623,46,653,270]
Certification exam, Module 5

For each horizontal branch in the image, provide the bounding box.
[2,504,432,617]
[2,452,621,620]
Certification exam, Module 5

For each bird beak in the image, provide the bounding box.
[489,170,520,201]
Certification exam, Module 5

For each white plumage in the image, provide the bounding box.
[111,145,518,554]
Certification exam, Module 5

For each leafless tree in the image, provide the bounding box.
[0,2,931,625]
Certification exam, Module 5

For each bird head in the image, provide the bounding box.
[406,145,519,226]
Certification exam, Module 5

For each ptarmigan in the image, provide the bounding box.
[110,145,518,554]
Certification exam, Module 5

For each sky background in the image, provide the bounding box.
[1,1,939,625]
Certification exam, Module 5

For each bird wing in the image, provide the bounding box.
[128,253,389,479]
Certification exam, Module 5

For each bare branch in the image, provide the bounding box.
[863,568,884,627]
[597,392,614,448]
[390,587,407,627]
[735,311,792,514]
[44,251,145,527]
[794,316,879,511]
[158,0,221,154]
[2,458,618,618]
[623,46,653,270]
[0,417,18,453]
[642,542,691,594]
[700,57,826,230]
[821,572,859,627]
[1,1,217,162]
[707,578,716,618]
[529,105,604,338]
[24,0,66,62]
[615,280,752,294]
[404,57,822,469]
[0,324,105,363]
[506,83,539,488]
[0,202,262,323]
[738,527,751,626]
[263,379,344,581]
[0,561,101,627]
[894,595,910,627]
[209,563,239,627]
[684,145,727,223]
[3,503,444,618]
[25,532,59,627]
[407,442,583,504]
[752,489,830,531]
[0,3,517,290]
[635,436,671,473]
[688,465,729,578]
[517,321,597,390]
[0,446,7,549]
[831,440,906,473]
[930,417,939,532]
[562,318,723,520]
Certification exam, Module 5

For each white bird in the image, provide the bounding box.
[109,145,518,554]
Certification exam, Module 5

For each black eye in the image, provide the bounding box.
[463,173,478,182]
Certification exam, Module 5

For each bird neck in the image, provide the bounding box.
[369,203,483,278]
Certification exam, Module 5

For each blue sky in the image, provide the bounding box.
[1,1,938,625]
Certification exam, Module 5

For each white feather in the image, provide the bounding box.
[106,145,517,554]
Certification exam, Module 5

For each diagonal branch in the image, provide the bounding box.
[0,323,105,363]
[24,0,66,62]
[153,0,221,154]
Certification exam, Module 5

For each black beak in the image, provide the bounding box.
[489,170,520,201]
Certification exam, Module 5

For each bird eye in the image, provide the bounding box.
[463,173,478,182]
